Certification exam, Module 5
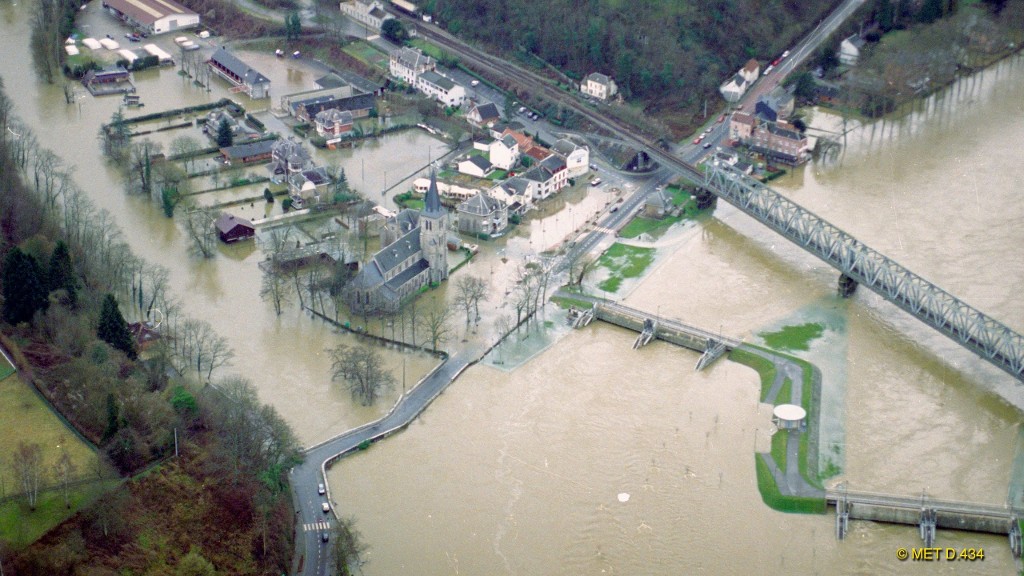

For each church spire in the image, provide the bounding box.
[422,167,444,217]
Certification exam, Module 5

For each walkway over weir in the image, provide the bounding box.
[827,487,1022,554]
[704,162,1024,382]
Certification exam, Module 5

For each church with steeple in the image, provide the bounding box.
[346,170,449,314]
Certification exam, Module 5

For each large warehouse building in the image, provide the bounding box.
[102,0,200,35]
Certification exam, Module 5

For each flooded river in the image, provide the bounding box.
[330,56,1024,574]
[1,0,1022,571]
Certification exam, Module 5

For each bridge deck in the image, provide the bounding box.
[704,163,1024,382]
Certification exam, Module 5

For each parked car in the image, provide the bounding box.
[590,178,602,186]
[317,483,325,495]
[322,502,330,513]
[470,80,480,87]
[782,50,790,58]
[717,114,726,123]
[693,137,702,145]
[321,532,329,543]
[703,142,712,149]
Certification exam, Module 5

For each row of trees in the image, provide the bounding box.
[1,78,300,574]
[5,439,81,512]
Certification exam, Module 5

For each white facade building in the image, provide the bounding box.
[489,135,520,171]
[416,70,466,107]
[580,72,618,100]
[389,47,435,84]
[339,0,394,31]
[551,139,589,178]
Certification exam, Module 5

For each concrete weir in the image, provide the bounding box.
[588,299,741,370]
[827,489,1023,555]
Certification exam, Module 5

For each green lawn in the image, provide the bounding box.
[617,186,702,240]
[595,243,655,293]
[550,294,595,310]
[488,169,508,180]
[409,39,446,61]
[759,322,825,351]
[754,456,827,514]
[0,373,113,547]
[0,352,13,381]
[342,41,389,70]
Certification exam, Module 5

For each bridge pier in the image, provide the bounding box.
[837,273,858,298]
[920,508,937,546]
[1010,518,1022,558]
[694,188,717,210]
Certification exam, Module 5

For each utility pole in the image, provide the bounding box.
[174,427,179,457]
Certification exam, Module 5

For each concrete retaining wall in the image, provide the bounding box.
[594,307,708,352]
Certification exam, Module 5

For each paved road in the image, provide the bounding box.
[290,343,484,575]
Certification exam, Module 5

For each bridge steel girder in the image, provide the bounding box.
[704,163,1024,382]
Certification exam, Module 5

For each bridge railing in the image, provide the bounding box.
[704,163,1024,382]
[597,300,742,347]
[825,488,1021,517]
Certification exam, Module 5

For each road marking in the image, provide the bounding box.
[303,521,331,531]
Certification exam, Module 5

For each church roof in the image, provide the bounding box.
[422,169,445,218]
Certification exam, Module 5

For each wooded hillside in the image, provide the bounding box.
[424,0,835,115]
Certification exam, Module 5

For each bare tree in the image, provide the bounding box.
[261,265,291,316]
[12,441,44,510]
[52,438,76,509]
[182,205,218,258]
[331,516,369,576]
[418,299,453,352]
[169,135,202,174]
[454,275,488,328]
[175,319,234,381]
[567,252,597,288]
[330,344,396,406]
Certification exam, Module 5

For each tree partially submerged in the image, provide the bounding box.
[330,344,396,406]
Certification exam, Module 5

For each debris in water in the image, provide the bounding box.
[617,493,630,503]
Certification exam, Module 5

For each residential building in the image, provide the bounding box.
[551,139,589,178]
[102,0,199,35]
[580,72,618,101]
[839,34,865,66]
[729,112,756,141]
[466,101,500,127]
[457,155,492,178]
[347,171,449,314]
[293,92,376,122]
[81,65,133,95]
[214,213,255,243]
[314,109,354,137]
[755,86,795,122]
[203,109,258,142]
[220,140,276,165]
[339,0,394,31]
[489,135,520,171]
[208,47,271,99]
[748,121,809,165]
[389,47,435,85]
[412,178,478,202]
[490,177,534,214]
[719,73,749,103]
[457,192,508,237]
[523,156,568,201]
[267,138,326,197]
[416,70,466,107]
[280,85,353,114]
[739,59,760,84]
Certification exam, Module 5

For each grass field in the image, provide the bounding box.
[0,373,113,547]
[595,243,655,293]
[758,322,825,351]
[343,41,389,71]
[0,349,13,381]
[617,185,701,239]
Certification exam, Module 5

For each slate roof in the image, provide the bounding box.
[522,166,547,183]
[539,155,565,173]
[586,72,611,86]
[421,170,445,218]
[390,209,419,234]
[315,108,354,126]
[502,177,531,196]
[392,47,434,71]
[299,93,376,117]
[384,259,429,292]
[221,140,276,159]
[315,73,349,89]
[472,102,500,121]
[210,47,269,87]
[463,155,492,172]
[765,122,803,141]
[375,228,421,275]
[458,193,502,216]
[419,70,456,91]
[551,139,578,156]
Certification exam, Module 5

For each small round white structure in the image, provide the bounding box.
[617,493,630,503]
[773,404,806,430]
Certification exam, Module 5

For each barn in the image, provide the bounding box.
[102,0,200,35]
[215,213,256,243]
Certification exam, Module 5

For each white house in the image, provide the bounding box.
[489,135,520,171]
[719,73,748,103]
[416,70,466,107]
[314,108,354,137]
[457,155,493,178]
[491,177,534,213]
[739,59,760,84]
[102,0,199,35]
[522,156,568,201]
[389,47,435,84]
[466,101,500,127]
[551,139,589,178]
[581,72,618,100]
[339,0,394,31]
[839,34,865,66]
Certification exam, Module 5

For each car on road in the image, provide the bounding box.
[590,178,602,186]
[782,50,790,58]
[470,80,479,87]
[703,142,712,149]
[717,114,726,123]
[764,65,774,75]
[322,502,330,513]
[321,532,329,543]
[590,163,598,171]
[317,483,325,495]
[518,106,527,114]
[693,137,702,145]
[610,205,619,213]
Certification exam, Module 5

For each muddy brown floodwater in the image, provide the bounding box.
[330,56,1024,574]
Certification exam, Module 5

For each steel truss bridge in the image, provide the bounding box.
[704,163,1024,382]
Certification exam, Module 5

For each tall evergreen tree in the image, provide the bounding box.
[97,293,137,360]
[2,247,49,324]
[216,118,234,148]
[47,240,78,306]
